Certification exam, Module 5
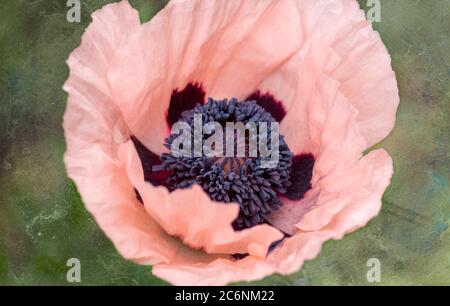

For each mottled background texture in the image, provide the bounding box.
[0,0,449,285]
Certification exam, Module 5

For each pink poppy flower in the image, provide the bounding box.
[63,0,399,285]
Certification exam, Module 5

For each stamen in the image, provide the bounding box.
[133,90,315,233]
[160,98,293,230]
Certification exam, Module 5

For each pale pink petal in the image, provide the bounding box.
[265,190,318,235]
[278,47,343,156]
[119,140,284,258]
[317,149,393,237]
[328,1,399,148]
[66,1,140,102]
[107,0,303,153]
[277,55,317,156]
[154,256,274,286]
[262,0,397,273]
[303,0,399,148]
[262,0,398,150]
[268,149,393,275]
[267,74,367,233]
[295,149,391,232]
[288,67,390,233]
[63,1,210,266]
[267,231,329,275]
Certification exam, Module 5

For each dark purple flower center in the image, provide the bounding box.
[133,83,315,232]
[160,98,293,230]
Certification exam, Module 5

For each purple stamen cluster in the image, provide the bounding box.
[159,98,293,230]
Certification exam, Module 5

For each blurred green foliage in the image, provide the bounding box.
[0,0,449,285]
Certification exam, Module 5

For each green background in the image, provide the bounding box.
[0,0,449,285]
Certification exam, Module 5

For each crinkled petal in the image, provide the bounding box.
[295,148,392,232]
[62,1,206,266]
[65,1,140,102]
[269,149,393,274]
[313,149,393,236]
[265,190,318,235]
[107,0,303,153]
[267,231,328,275]
[262,0,397,274]
[119,140,283,258]
[327,0,399,148]
[267,73,367,233]
[154,256,274,286]
[262,0,399,149]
